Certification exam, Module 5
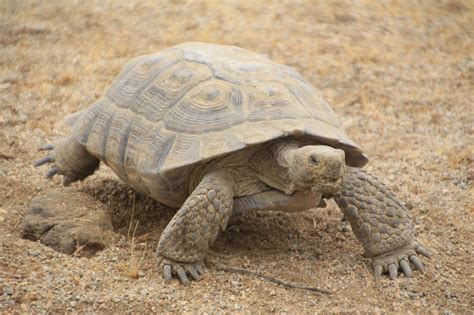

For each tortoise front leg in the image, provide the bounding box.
[156,170,234,284]
[334,167,431,279]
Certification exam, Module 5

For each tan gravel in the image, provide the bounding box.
[1,0,473,313]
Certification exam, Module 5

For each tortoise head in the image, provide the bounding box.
[287,145,346,195]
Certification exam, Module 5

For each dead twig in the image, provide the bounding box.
[215,265,332,295]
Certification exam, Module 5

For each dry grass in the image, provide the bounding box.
[116,193,147,279]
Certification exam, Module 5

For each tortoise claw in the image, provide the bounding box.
[410,255,425,270]
[416,246,432,259]
[176,266,190,285]
[35,143,60,179]
[185,265,203,281]
[371,240,431,279]
[34,156,54,167]
[45,167,60,179]
[388,264,398,279]
[400,260,413,277]
[163,264,172,281]
[373,265,383,278]
[39,144,54,151]
[158,257,205,285]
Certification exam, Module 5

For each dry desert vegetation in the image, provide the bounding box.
[0,0,473,313]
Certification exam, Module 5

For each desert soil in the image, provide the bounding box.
[1,0,473,313]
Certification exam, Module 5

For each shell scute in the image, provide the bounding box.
[132,61,213,122]
[106,50,182,108]
[245,83,310,121]
[163,79,245,133]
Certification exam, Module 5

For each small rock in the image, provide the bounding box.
[19,291,39,303]
[0,207,6,222]
[111,296,122,303]
[234,303,242,310]
[288,244,298,251]
[4,285,14,295]
[27,249,40,257]
[0,72,20,84]
[0,83,11,91]
[335,13,356,23]
[445,289,457,299]
[0,150,14,160]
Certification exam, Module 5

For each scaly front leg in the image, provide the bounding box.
[334,167,431,279]
[156,170,234,284]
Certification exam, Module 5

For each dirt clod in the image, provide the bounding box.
[21,189,116,257]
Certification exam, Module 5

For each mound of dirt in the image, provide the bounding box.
[22,189,116,257]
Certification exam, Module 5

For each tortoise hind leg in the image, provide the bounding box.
[34,137,100,186]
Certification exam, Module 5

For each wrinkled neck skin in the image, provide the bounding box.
[249,139,302,195]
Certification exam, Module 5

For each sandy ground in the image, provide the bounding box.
[1,0,473,313]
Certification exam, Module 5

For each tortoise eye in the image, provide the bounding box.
[309,155,319,165]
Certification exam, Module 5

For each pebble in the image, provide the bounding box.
[4,285,13,295]
[28,249,40,257]
[288,244,298,251]
[0,207,6,222]
[445,289,457,299]
[0,83,11,91]
[111,296,122,303]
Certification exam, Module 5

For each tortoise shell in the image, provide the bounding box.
[70,42,368,207]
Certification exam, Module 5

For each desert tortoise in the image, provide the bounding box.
[35,42,431,284]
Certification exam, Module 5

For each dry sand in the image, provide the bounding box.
[1,0,473,313]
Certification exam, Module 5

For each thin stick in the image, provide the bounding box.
[130,220,139,257]
[127,192,136,241]
[215,265,332,294]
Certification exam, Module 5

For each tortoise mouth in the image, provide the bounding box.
[322,175,343,183]
[321,176,343,194]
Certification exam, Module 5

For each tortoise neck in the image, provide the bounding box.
[249,139,300,195]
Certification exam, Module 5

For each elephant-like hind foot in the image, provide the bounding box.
[34,137,100,186]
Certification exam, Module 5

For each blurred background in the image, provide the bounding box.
[1,0,473,313]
